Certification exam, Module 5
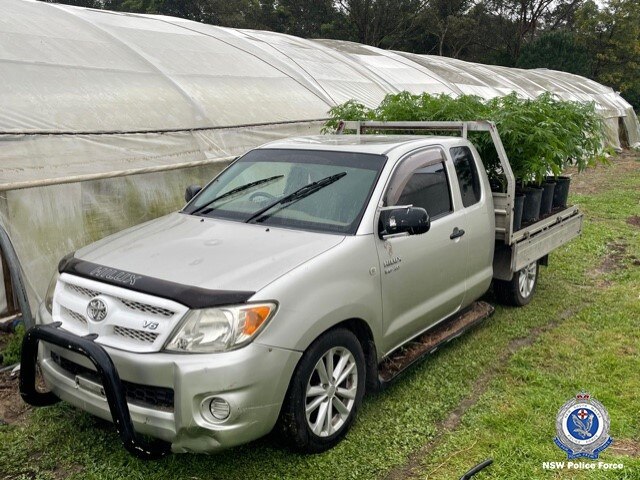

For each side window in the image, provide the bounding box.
[385,149,453,219]
[451,146,481,207]
[397,162,452,218]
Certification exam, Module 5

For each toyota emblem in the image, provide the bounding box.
[87,298,108,322]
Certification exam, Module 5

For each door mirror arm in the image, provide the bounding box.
[185,185,202,203]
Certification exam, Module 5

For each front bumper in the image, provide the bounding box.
[26,304,301,455]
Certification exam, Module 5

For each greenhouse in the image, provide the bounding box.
[1,0,639,318]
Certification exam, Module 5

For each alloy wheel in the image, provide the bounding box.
[518,261,537,299]
[305,346,358,437]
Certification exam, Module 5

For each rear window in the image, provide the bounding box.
[451,146,481,207]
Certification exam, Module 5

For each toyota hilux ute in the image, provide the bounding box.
[21,121,583,458]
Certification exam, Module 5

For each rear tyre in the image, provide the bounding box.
[278,328,365,453]
[493,261,539,307]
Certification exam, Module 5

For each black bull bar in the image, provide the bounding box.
[19,322,171,459]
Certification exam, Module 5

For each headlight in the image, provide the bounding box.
[44,271,60,315]
[165,302,276,353]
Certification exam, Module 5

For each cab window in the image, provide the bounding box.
[385,149,453,219]
[450,146,481,207]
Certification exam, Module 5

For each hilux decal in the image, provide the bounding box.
[89,266,142,286]
[383,256,402,274]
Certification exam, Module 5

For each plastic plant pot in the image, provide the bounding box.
[551,176,571,209]
[539,181,556,216]
[513,193,525,232]
[522,187,543,223]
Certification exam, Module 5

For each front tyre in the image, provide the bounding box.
[493,260,539,307]
[279,328,365,453]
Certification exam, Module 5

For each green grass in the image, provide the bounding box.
[0,158,638,480]
[1,324,24,366]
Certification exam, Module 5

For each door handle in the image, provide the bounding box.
[450,227,465,239]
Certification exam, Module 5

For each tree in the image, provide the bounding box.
[574,0,640,108]
[516,30,591,76]
[336,0,428,47]
[455,2,520,65]
[276,0,339,38]
[388,0,481,57]
[484,0,582,59]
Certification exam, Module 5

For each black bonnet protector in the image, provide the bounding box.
[58,255,255,309]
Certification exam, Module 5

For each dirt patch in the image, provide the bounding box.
[1,452,81,480]
[587,239,640,285]
[0,369,30,425]
[588,242,631,286]
[51,464,85,480]
[567,150,640,196]
[383,306,580,480]
[598,242,627,274]
[627,215,640,228]
[379,302,494,382]
[610,439,640,458]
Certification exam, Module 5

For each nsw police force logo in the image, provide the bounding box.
[554,392,612,459]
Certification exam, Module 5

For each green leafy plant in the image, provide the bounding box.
[323,100,375,132]
[324,92,610,188]
[487,93,610,184]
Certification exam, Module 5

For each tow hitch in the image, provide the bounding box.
[19,322,171,459]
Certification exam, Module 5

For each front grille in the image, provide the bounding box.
[120,299,174,318]
[55,276,187,352]
[125,383,174,411]
[67,283,174,319]
[113,325,158,343]
[62,307,87,326]
[67,284,99,298]
[50,352,174,411]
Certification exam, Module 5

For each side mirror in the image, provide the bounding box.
[185,185,202,203]
[379,206,430,239]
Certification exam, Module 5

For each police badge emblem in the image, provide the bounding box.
[555,392,612,459]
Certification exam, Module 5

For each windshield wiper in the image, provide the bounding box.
[191,175,284,215]
[245,172,347,224]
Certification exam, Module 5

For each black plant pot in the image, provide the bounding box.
[522,187,543,223]
[513,193,525,231]
[539,181,556,216]
[551,176,571,209]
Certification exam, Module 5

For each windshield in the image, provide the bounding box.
[183,148,387,234]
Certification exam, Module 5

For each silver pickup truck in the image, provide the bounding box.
[21,121,583,458]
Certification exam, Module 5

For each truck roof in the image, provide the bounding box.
[259,134,464,155]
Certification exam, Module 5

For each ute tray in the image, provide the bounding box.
[379,301,494,384]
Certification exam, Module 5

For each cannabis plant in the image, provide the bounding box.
[324,92,609,187]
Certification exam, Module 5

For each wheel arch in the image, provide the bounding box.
[331,318,379,393]
[275,319,372,451]
[284,317,380,402]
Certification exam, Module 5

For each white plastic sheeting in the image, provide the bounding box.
[2,0,638,186]
[0,0,638,310]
